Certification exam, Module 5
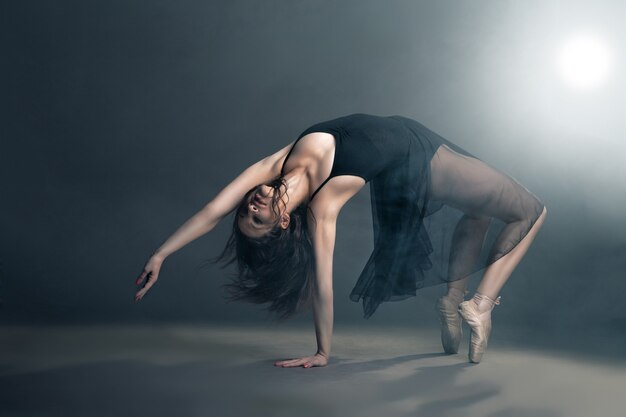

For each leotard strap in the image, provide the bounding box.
[280,137,305,177]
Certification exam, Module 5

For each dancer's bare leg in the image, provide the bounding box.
[456,207,546,362]
[476,206,547,299]
[436,213,491,353]
[447,213,492,292]
[429,144,547,297]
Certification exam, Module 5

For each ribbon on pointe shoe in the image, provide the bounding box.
[472,293,501,311]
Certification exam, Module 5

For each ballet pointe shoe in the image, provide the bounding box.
[436,295,463,354]
[458,294,501,363]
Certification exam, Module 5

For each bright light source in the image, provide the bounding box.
[556,34,613,91]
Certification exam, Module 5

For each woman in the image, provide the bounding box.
[135,113,547,367]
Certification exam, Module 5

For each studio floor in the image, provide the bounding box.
[1,323,625,417]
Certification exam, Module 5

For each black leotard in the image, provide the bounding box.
[281,114,413,200]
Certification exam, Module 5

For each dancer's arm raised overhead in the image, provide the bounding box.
[134,142,294,301]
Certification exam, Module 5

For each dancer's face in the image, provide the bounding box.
[237,184,289,238]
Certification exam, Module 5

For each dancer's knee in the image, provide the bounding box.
[508,198,546,226]
[527,200,547,225]
[533,204,547,228]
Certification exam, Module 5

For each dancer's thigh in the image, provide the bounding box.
[428,144,528,222]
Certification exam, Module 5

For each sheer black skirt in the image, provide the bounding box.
[349,116,545,319]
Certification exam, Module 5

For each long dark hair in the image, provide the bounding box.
[213,177,316,321]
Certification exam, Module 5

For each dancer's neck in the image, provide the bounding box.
[281,167,310,213]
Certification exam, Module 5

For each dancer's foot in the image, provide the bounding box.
[436,295,463,354]
[458,293,501,363]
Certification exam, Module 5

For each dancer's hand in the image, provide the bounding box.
[135,254,164,302]
[274,352,329,368]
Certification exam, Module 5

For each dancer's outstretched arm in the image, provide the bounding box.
[134,142,294,301]
[275,208,338,368]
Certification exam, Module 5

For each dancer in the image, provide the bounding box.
[135,113,546,367]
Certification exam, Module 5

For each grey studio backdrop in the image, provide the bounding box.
[1,0,625,335]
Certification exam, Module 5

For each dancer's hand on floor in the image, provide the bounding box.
[274,353,329,368]
[135,254,164,302]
